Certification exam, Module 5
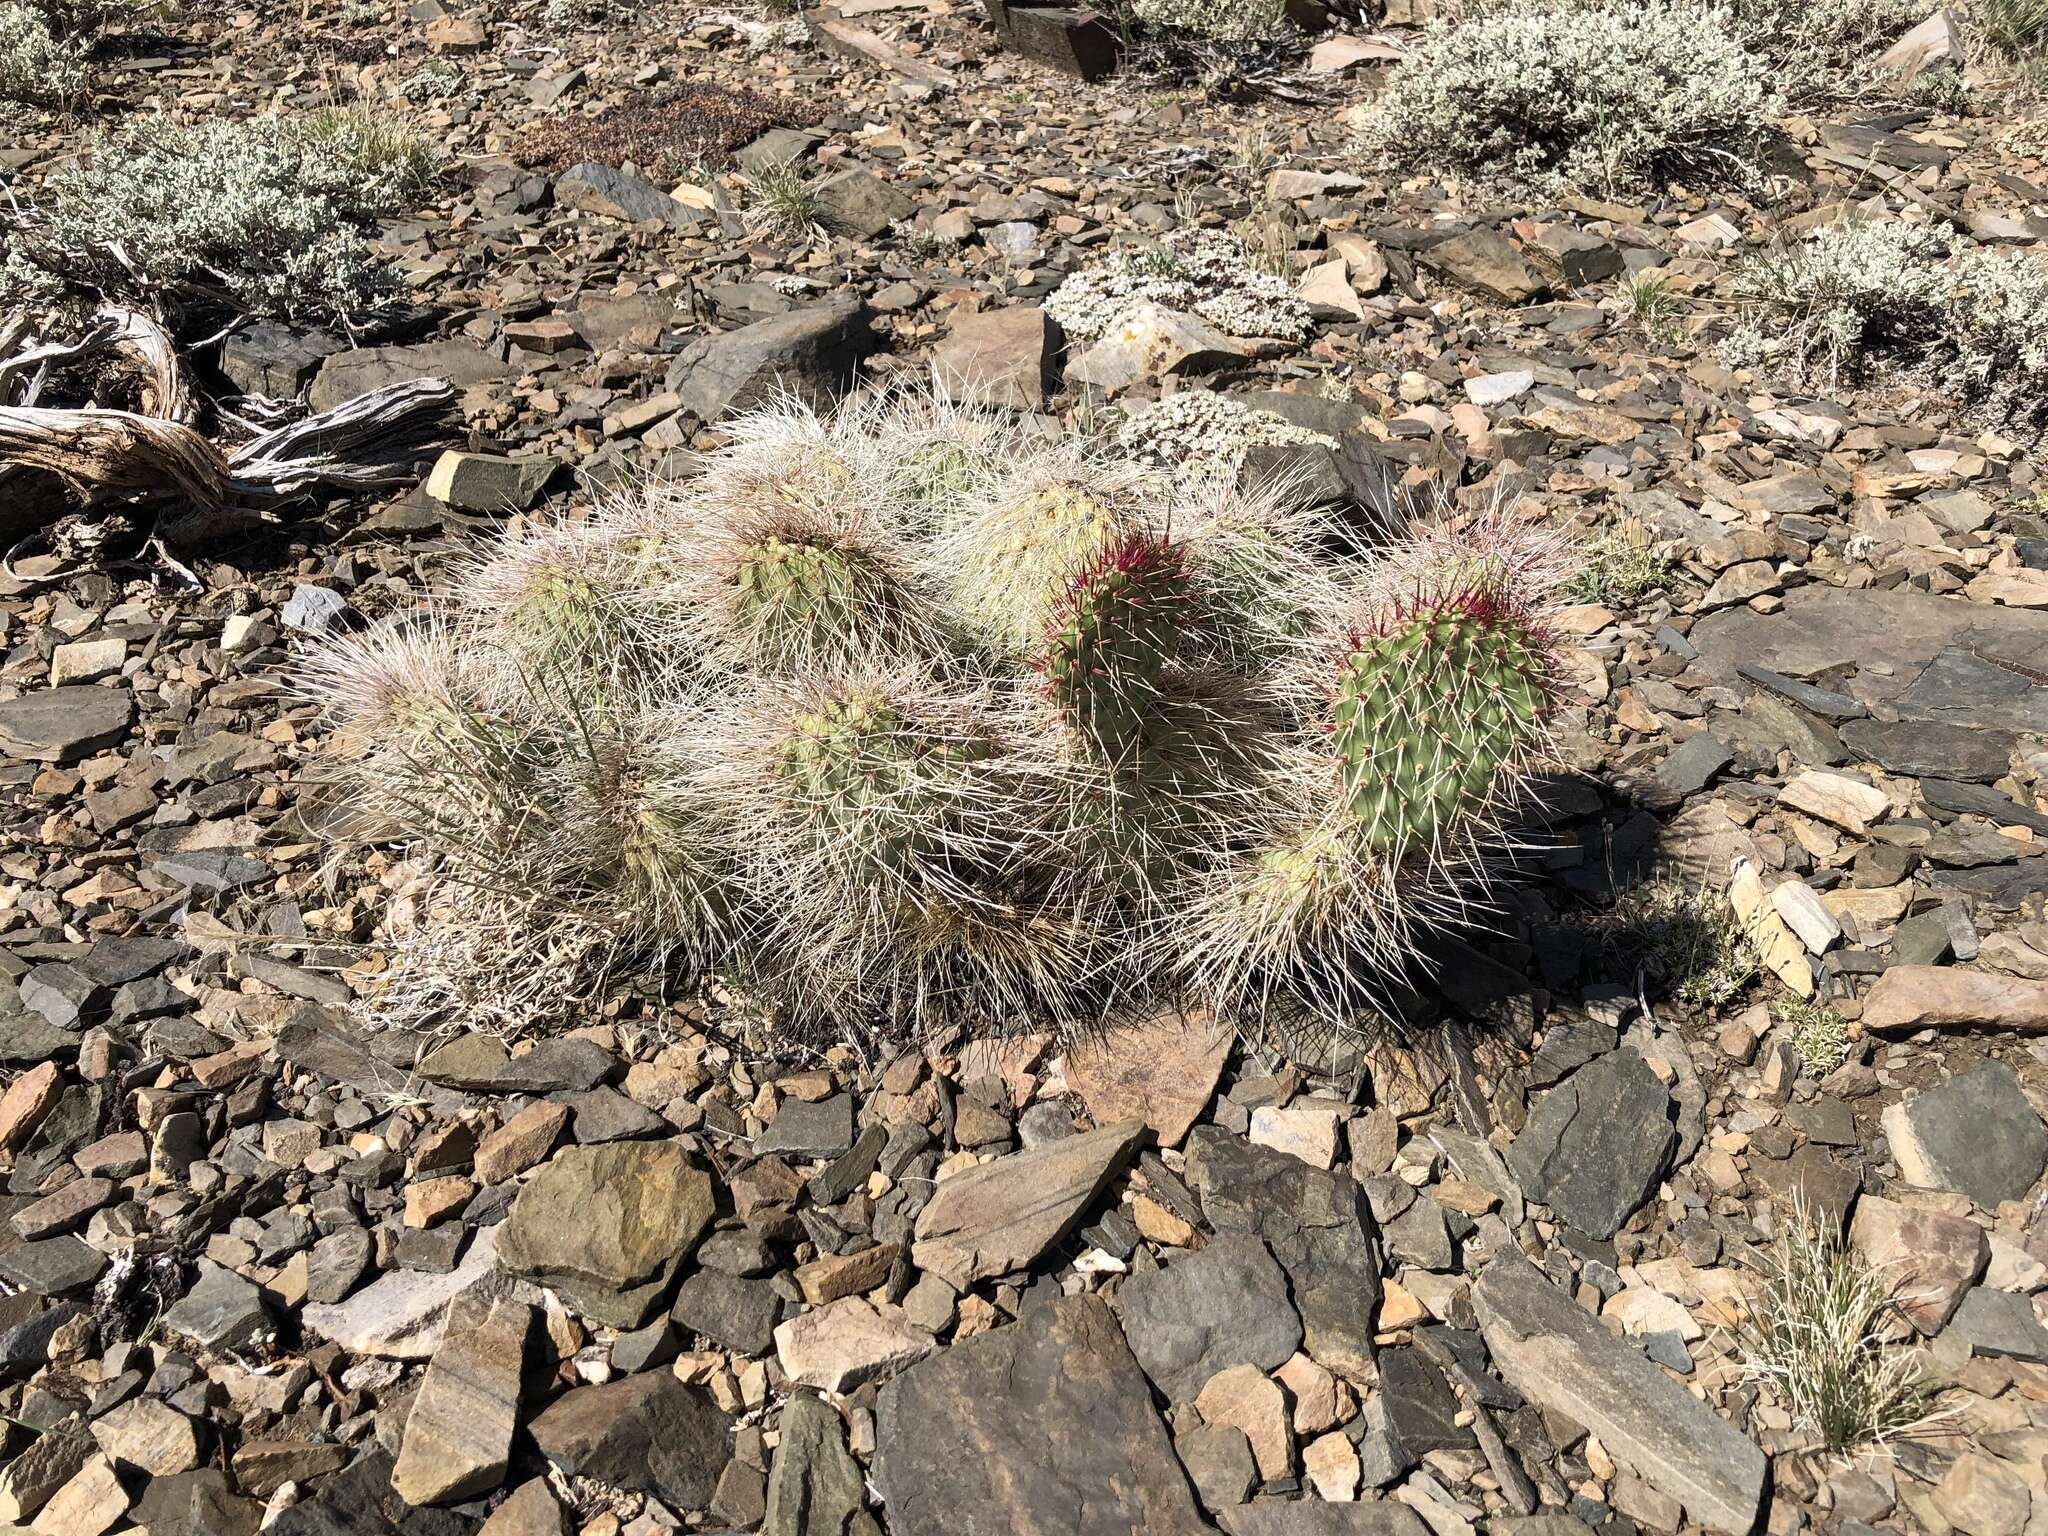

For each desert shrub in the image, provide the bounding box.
[1045,229,1313,344]
[0,2,87,103]
[1358,0,1780,193]
[1123,0,1288,42]
[306,389,1570,1040]
[1739,220,2048,402]
[1,111,436,323]
[1727,0,1925,96]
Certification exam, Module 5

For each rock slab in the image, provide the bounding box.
[1474,1256,1764,1535]
[1507,1047,1675,1240]
[391,1297,530,1505]
[874,1293,1209,1536]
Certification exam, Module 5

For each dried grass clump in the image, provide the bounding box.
[1358,0,1780,194]
[1,110,436,323]
[307,389,1570,1043]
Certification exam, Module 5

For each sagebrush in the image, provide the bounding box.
[307,390,1568,1040]
[1,110,436,323]
[1358,0,1780,193]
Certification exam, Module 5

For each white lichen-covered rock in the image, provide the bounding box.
[1358,0,1779,192]
[1115,393,1334,471]
[1044,230,1313,346]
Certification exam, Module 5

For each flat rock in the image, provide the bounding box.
[310,339,513,412]
[1219,1506,1431,1536]
[1840,717,2016,782]
[1882,1061,2048,1210]
[555,161,704,227]
[390,1297,529,1505]
[1863,966,2048,1032]
[162,1261,270,1352]
[1185,1124,1381,1381]
[1114,1232,1302,1401]
[1475,1255,1765,1534]
[1066,301,1272,393]
[0,686,133,764]
[774,1296,936,1394]
[1420,228,1548,304]
[873,1293,1209,1536]
[912,1118,1143,1288]
[1848,1194,1986,1334]
[302,1222,500,1359]
[929,304,1058,411]
[762,1392,866,1536]
[529,1372,733,1510]
[1065,1009,1233,1146]
[1508,1047,1676,1240]
[497,1141,714,1327]
[814,166,915,237]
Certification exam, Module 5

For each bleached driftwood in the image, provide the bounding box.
[1,306,458,551]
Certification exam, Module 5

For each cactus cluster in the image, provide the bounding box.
[306,389,1567,1041]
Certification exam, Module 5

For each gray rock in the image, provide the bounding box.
[1840,718,2017,783]
[1883,1061,2048,1210]
[665,299,872,424]
[1508,1047,1676,1240]
[218,323,344,398]
[672,1268,782,1356]
[555,162,704,228]
[736,127,826,174]
[529,1373,733,1509]
[499,1142,714,1328]
[1948,1286,2048,1362]
[302,1223,501,1359]
[873,1294,1209,1536]
[306,1227,373,1305]
[814,167,915,238]
[1185,1124,1381,1381]
[0,686,134,764]
[1114,1232,1302,1401]
[1475,1256,1764,1535]
[423,451,560,513]
[281,585,350,634]
[912,1120,1144,1289]
[1419,228,1549,304]
[763,1392,869,1536]
[310,339,514,413]
[1218,1505,1431,1536]
[757,1094,855,1159]
[1377,1345,1474,1467]
[163,1261,270,1352]
[1175,1423,1256,1514]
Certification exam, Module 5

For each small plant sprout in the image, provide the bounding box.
[744,158,830,247]
[1617,269,1684,344]
[1775,996,1851,1074]
[1566,516,1671,606]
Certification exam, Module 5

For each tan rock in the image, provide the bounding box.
[474,1100,569,1185]
[405,1174,474,1229]
[1302,1431,1360,1502]
[1193,1363,1291,1481]
[1848,1194,1986,1334]
[0,1060,61,1155]
[1129,1192,1196,1248]
[912,1119,1143,1288]
[796,1242,899,1306]
[1863,966,2048,1034]
[773,1297,935,1394]
[1275,1352,1342,1435]
[1940,1452,2030,1536]
[391,1297,530,1506]
[1778,770,1890,833]
[1065,1009,1232,1146]
[89,1397,201,1477]
[478,1478,569,1536]
[1377,1279,1428,1332]
[1248,1103,1342,1169]
[29,1453,126,1536]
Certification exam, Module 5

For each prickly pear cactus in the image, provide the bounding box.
[1332,597,1551,857]
[306,387,1567,1042]
[1042,534,1189,760]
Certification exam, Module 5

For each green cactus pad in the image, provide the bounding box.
[730,535,906,668]
[1332,602,1549,857]
[1043,534,1189,760]
[955,482,1121,650]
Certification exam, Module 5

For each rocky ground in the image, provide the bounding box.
[6,3,2048,1535]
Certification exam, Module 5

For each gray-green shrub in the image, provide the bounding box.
[1358,0,1780,193]
[2,111,436,323]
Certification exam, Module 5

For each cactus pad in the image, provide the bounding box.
[1332,597,1551,857]
[953,481,1122,650]
[729,534,911,669]
[1043,534,1190,760]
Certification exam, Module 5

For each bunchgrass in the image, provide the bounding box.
[1741,1203,1946,1455]
[1566,517,1671,606]
[1600,875,1759,1007]
[744,158,829,247]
